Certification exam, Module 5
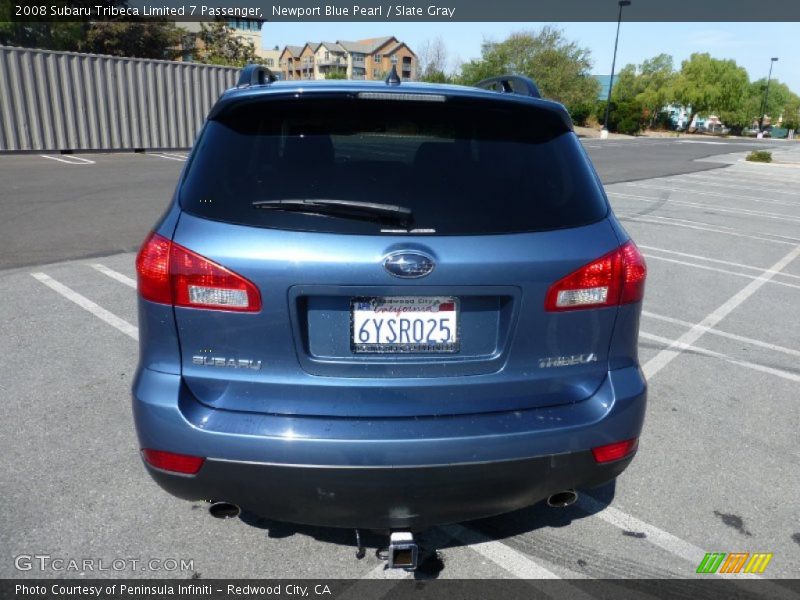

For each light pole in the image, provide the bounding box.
[758,57,778,132]
[602,0,631,138]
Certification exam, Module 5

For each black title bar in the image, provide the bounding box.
[4,0,800,22]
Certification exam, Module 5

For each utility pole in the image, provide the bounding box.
[601,0,631,139]
[758,57,779,133]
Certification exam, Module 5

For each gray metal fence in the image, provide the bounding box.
[0,46,239,152]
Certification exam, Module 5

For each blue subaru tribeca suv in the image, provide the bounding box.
[133,67,647,531]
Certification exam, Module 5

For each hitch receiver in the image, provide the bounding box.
[388,531,418,570]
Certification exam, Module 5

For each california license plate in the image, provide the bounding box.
[351,296,459,353]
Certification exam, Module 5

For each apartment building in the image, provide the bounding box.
[280,36,417,81]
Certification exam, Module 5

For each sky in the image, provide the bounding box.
[260,22,799,93]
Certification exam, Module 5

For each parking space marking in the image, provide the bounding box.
[624,181,800,208]
[612,191,800,225]
[91,263,136,288]
[641,244,800,380]
[638,245,800,282]
[679,174,800,200]
[733,171,800,185]
[577,496,706,567]
[642,254,800,291]
[443,524,565,580]
[149,152,187,162]
[360,562,411,580]
[640,331,800,383]
[573,498,800,596]
[30,272,138,341]
[643,311,800,359]
[617,214,798,246]
[40,154,96,165]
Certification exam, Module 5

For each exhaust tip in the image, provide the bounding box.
[546,489,578,508]
[209,501,241,519]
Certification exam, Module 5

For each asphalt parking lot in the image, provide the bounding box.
[1,138,798,586]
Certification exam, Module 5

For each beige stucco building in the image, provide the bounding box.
[280,37,417,81]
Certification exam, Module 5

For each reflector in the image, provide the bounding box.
[141,449,205,474]
[591,438,639,463]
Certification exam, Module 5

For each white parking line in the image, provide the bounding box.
[640,331,800,383]
[624,180,800,208]
[31,273,138,340]
[40,154,96,165]
[642,244,800,380]
[617,213,798,246]
[638,245,800,282]
[612,190,800,225]
[91,263,136,288]
[642,253,800,291]
[643,311,800,359]
[581,499,800,600]
[578,496,704,566]
[442,524,562,579]
[680,174,800,200]
[149,152,187,162]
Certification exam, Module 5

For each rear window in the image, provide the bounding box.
[180,96,607,235]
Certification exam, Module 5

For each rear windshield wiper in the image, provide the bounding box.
[252,199,413,225]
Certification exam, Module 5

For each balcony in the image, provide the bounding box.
[317,57,345,67]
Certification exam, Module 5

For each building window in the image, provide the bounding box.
[373,54,381,62]
[266,59,274,67]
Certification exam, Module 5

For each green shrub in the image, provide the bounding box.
[568,103,594,127]
[746,151,772,163]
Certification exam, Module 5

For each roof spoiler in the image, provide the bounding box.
[237,64,277,88]
[475,75,540,99]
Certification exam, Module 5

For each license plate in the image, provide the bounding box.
[351,296,459,353]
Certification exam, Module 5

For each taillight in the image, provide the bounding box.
[141,448,205,474]
[545,241,646,311]
[135,232,261,312]
[135,232,171,304]
[592,438,639,463]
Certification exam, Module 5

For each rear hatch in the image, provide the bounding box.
[171,90,620,417]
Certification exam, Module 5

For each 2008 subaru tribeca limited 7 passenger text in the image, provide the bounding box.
[133,67,647,533]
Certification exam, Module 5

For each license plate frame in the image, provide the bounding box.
[350,296,460,354]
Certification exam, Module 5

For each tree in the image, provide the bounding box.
[673,53,749,133]
[84,21,185,60]
[748,79,800,131]
[782,92,800,132]
[609,64,646,134]
[325,69,347,80]
[458,27,600,117]
[605,55,677,134]
[193,21,263,67]
[636,54,676,127]
[0,0,121,52]
[418,36,451,82]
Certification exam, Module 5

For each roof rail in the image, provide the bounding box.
[475,75,540,99]
[237,64,277,88]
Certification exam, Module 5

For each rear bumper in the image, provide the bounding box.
[146,451,633,529]
[133,365,646,529]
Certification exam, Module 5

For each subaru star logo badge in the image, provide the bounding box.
[383,252,435,279]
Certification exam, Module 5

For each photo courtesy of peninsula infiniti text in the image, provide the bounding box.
[132,66,648,541]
